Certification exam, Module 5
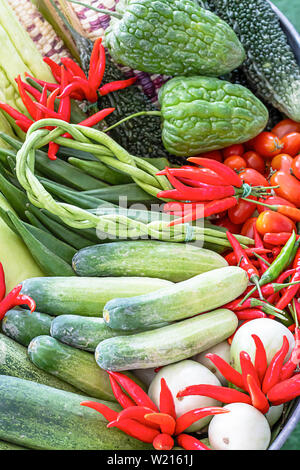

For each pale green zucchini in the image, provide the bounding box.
[96,309,238,370]
[20,276,173,316]
[103,266,248,330]
[72,240,228,282]
[0,375,151,450]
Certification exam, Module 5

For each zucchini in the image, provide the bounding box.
[50,315,168,352]
[0,333,78,393]
[96,309,238,371]
[20,276,173,316]
[28,335,117,401]
[0,375,151,450]
[1,308,52,347]
[204,0,300,121]
[103,266,248,330]
[72,240,228,281]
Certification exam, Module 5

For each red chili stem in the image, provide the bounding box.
[159,378,176,419]
[262,336,290,394]
[176,384,252,405]
[174,407,229,435]
[205,353,244,389]
[187,157,243,188]
[108,371,158,411]
[246,374,270,414]
[177,433,210,451]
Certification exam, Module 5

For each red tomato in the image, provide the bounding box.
[215,216,242,234]
[252,132,283,159]
[239,168,270,188]
[270,171,300,207]
[291,155,300,180]
[257,196,296,214]
[241,217,257,239]
[242,151,265,174]
[197,150,223,162]
[272,119,300,139]
[256,211,296,236]
[228,196,257,225]
[281,132,300,157]
[271,154,293,172]
[223,155,246,171]
[222,144,245,158]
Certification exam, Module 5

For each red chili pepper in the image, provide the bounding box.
[174,407,228,435]
[0,102,33,127]
[0,285,22,320]
[99,78,137,96]
[153,433,174,450]
[251,334,268,384]
[58,65,71,122]
[16,75,39,120]
[277,269,296,283]
[267,374,300,405]
[235,309,267,320]
[169,197,237,226]
[80,401,118,421]
[253,225,269,273]
[108,375,135,409]
[88,38,103,84]
[280,327,300,380]
[157,167,230,186]
[15,77,42,102]
[144,412,176,435]
[176,384,252,404]
[262,336,290,394]
[246,374,270,414]
[12,294,36,313]
[108,371,158,411]
[177,433,211,451]
[264,233,300,246]
[159,378,176,419]
[47,88,60,111]
[0,263,5,301]
[205,353,244,389]
[107,418,160,443]
[188,157,243,188]
[43,57,63,82]
[60,57,87,80]
[275,250,300,310]
[91,42,106,91]
[116,406,160,429]
[240,351,261,392]
[225,248,271,266]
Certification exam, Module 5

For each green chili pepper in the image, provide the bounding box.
[240,232,297,305]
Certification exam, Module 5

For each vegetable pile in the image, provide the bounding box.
[0,0,299,452]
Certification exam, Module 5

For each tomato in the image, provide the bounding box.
[252,131,283,159]
[228,196,257,225]
[239,168,270,188]
[291,155,300,180]
[271,154,293,172]
[198,150,223,162]
[256,211,296,236]
[272,119,300,139]
[223,155,246,171]
[222,144,245,158]
[281,132,300,157]
[257,196,296,214]
[215,216,242,234]
[241,217,257,239]
[242,151,265,174]
[270,171,300,207]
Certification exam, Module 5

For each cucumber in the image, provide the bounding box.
[0,375,151,450]
[28,335,116,401]
[50,315,168,352]
[103,266,248,330]
[0,440,27,450]
[72,240,228,282]
[96,309,238,371]
[0,333,78,393]
[20,276,173,316]
[1,308,52,347]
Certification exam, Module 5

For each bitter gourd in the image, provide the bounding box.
[204,0,300,122]
[159,76,268,156]
[105,0,245,76]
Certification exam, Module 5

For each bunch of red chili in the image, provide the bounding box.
[0,262,35,320]
[81,371,228,450]
[177,332,300,415]
[0,38,136,160]
[158,158,272,226]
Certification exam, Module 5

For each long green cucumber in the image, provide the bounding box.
[0,375,151,450]
[28,335,118,401]
[103,266,248,330]
[50,315,168,352]
[0,333,78,393]
[1,308,52,346]
[72,240,228,281]
[96,309,238,370]
[0,440,27,450]
[21,276,173,316]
